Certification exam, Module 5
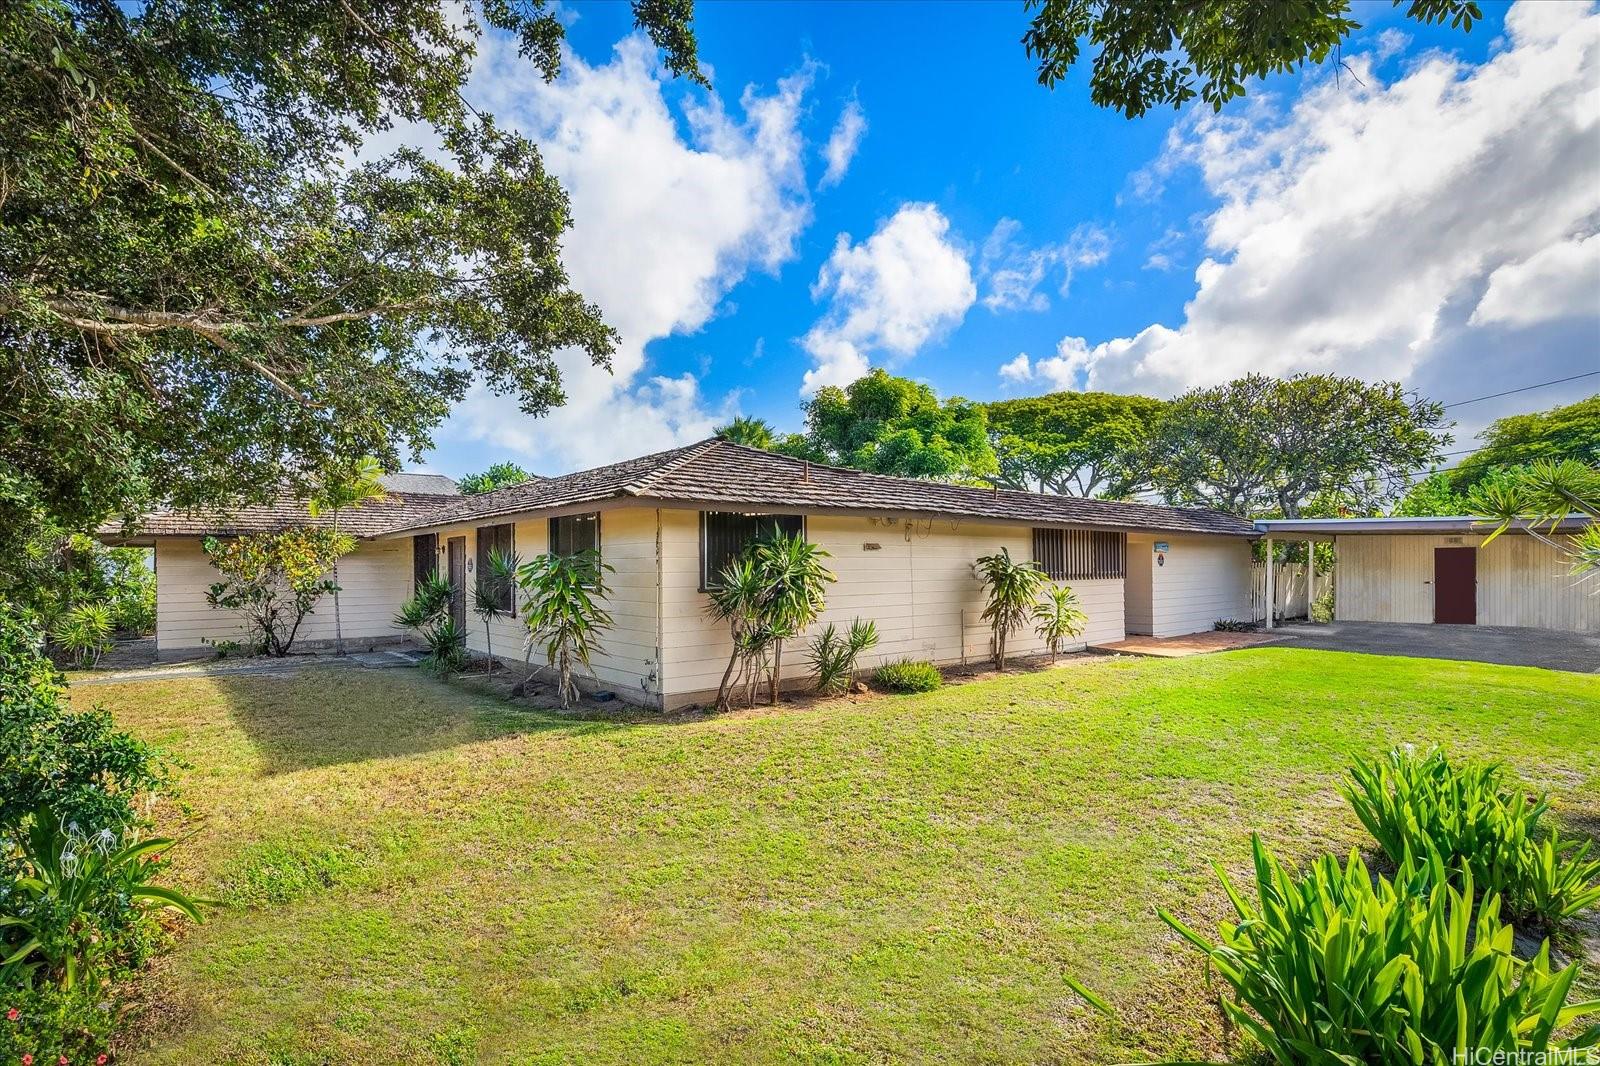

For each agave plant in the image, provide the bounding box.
[1069,837,1600,1062]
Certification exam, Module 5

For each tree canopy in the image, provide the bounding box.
[1148,374,1448,517]
[715,417,779,451]
[1022,0,1481,118]
[459,462,534,496]
[1447,395,1600,492]
[793,370,997,482]
[0,0,700,570]
[985,391,1165,498]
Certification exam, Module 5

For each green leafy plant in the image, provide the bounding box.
[1031,585,1086,661]
[51,603,113,668]
[203,526,353,656]
[871,659,942,694]
[1071,837,1600,1062]
[0,602,167,840]
[471,548,519,672]
[747,533,834,705]
[1345,747,1600,925]
[974,547,1049,670]
[517,550,614,707]
[1469,458,1600,583]
[807,618,879,695]
[394,573,466,674]
[1309,589,1334,623]
[1212,618,1257,632]
[705,555,770,712]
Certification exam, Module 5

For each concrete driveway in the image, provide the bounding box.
[1268,621,1599,673]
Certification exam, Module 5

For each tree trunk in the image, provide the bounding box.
[994,629,1006,671]
[331,509,345,655]
[484,620,494,673]
[769,638,783,705]
[714,643,740,711]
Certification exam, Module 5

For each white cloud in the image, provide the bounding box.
[820,97,867,188]
[800,202,976,393]
[1470,232,1600,326]
[1066,1,1600,400]
[979,220,1111,311]
[435,35,816,470]
[993,337,1094,391]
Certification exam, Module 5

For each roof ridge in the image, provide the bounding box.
[621,438,726,496]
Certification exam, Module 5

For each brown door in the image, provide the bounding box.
[1433,547,1476,624]
[446,536,467,630]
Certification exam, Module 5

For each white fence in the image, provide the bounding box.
[1251,562,1335,623]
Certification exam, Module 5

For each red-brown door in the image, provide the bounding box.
[1433,547,1476,624]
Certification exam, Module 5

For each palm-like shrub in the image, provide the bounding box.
[974,547,1049,670]
[470,548,519,672]
[52,603,113,667]
[807,618,879,695]
[1345,747,1600,924]
[871,659,942,693]
[706,555,769,712]
[394,573,465,674]
[748,532,833,705]
[517,549,613,707]
[1031,584,1086,661]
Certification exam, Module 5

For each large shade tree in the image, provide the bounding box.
[1022,0,1481,118]
[1148,374,1448,517]
[1447,395,1600,493]
[985,391,1165,498]
[791,370,998,483]
[0,0,702,577]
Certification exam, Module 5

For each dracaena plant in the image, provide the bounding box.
[1031,584,1086,662]
[470,548,520,672]
[974,547,1049,670]
[806,618,879,696]
[517,549,614,707]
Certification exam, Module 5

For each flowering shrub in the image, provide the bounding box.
[204,525,353,656]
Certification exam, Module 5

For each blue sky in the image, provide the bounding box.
[422,0,1599,478]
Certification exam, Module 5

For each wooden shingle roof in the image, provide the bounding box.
[382,439,1256,538]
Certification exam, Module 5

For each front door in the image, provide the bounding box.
[446,536,467,630]
[1433,547,1476,625]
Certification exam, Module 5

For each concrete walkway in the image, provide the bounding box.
[1266,620,1599,673]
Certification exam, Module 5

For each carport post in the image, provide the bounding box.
[1264,536,1275,630]
[1306,538,1316,623]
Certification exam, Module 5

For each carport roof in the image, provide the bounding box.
[1254,516,1591,535]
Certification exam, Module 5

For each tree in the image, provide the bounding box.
[715,417,779,450]
[309,456,387,654]
[0,0,703,579]
[517,549,614,707]
[1468,459,1600,585]
[975,548,1050,671]
[1032,585,1087,662]
[203,526,353,656]
[1149,374,1447,517]
[1022,0,1481,119]
[797,370,998,482]
[986,391,1165,497]
[459,462,534,496]
[1448,396,1600,493]
[705,555,770,712]
[470,549,519,671]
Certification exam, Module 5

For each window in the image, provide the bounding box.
[412,533,439,589]
[474,523,515,611]
[700,511,804,589]
[1032,528,1125,580]
[549,512,600,558]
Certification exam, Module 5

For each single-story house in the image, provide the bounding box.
[105,439,1258,706]
[103,440,1596,706]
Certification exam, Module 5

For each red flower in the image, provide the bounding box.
[22,1054,33,1065]
[58,1057,68,1065]
[4,1008,16,1021]
[97,1059,107,1066]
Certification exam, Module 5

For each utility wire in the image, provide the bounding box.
[1441,371,1598,409]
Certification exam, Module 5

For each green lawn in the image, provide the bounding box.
[83,650,1600,1065]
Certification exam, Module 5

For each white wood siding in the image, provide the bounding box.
[154,537,410,651]
[1335,533,1597,632]
[660,510,1125,707]
[438,510,663,704]
[1125,533,1254,638]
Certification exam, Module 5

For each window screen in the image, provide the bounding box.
[1032,528,1125,580]
[412,533,439,589]
[700,512,804,589]
[549,512,600,559]
[474,523,515,611]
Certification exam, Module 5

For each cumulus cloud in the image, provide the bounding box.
[980,220,1111,311]
[800,202,976,393]
[820,97,867,187]
[1063,1,1600,403]
[435,35,816,470]
[994,338,1095,391]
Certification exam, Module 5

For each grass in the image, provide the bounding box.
[77,650,1600,1065]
